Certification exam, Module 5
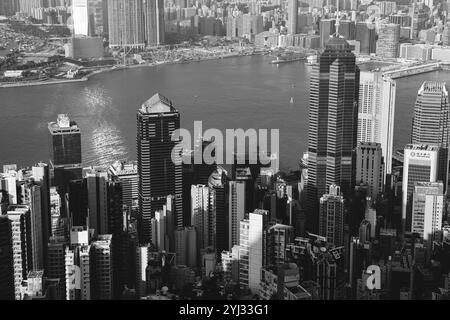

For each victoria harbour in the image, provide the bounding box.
[2,55,449,171]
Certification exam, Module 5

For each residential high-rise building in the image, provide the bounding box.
[239,209,269,294]
[358,71,396,174]
[411,182,444,241]
[135,244,150,298]
[287,0,298,35]
[137,93,182,244]
[191,184,213,254]
[355,142,385,200]
[143,0,165,46]
[319,185,345,247]
[7,207,32,300]
[0,0,19,16]
[376,23,400,58]
[0,216,14,300]
[48,114,82,193]
[229,180,246,250]
[91,234,113,300]
[267,224,294,266]
[72,0,94,36]
[307,34,360,232]
[108,0,145,48]
[20,183,44,271]
[402,144,440,232]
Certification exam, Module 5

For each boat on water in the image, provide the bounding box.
[270,52,306,64]
[290,97,294,104]
[306,55,317,65]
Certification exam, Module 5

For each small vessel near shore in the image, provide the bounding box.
[270,52,306,64]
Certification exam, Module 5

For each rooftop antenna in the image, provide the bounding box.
[334,1,342,38]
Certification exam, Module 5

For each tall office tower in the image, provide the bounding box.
[91,234,113,300]
[48,114,82,193]
[411,81,450,189]
[411,182,444,241]
[85,167,109,236]
[191,184,213,254]
[355,143,385,200]
[229,180,245,250]
[402,144,439,233]
[32,163,51,269]
[109,160,139,212]
[7,207,31,300]
[137,93,182,244]
[267,224,294,266]
[135,244,150,298]
[72,0,94,36]
[108,0,145,48]
[67,179,88,227]
[20,183,44,271]
[319,185,345,247]
[358,71,396,175]
[412,82,450,145]
[376,23,400,58]
[287,0,298,35]
[320,19,336,48]
[247,209,269,294]
[175,227,197,268]
[443,25,450,46]
[356,22,377,55]
[208,169,228,256]
[0,216,14,300]
[47,236,67,300]
[307,34,360,232]
[143,0,165,46]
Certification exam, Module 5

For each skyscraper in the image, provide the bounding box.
[143,0,165,46]
[91,234,113,300]
[402,144,440,232]
[319,19,336,48]
[191,184,213,254]
[48,114,82,192]
[0,216,14,300]
[108,0,145,48]
[307,34,360,232]
[287,0,298,35]
[319,184,345,247]
[137,93,182,244]
[411,182,444,241]
[229,180,246,250]
[411,81,450,145]
[248,209,269,294]
[72,0,94,36]
[358,71,396,175]
[376,23,400,58]
[411,81,450,189]
[355,142,385,200]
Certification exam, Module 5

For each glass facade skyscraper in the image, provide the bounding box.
[307,34,360,232]
[137,93,183,244]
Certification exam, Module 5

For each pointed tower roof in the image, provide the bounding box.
[140,93,176,114]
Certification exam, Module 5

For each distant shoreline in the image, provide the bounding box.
[0,52,252,89]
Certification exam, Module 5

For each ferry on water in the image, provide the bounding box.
[270,52,306,64]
